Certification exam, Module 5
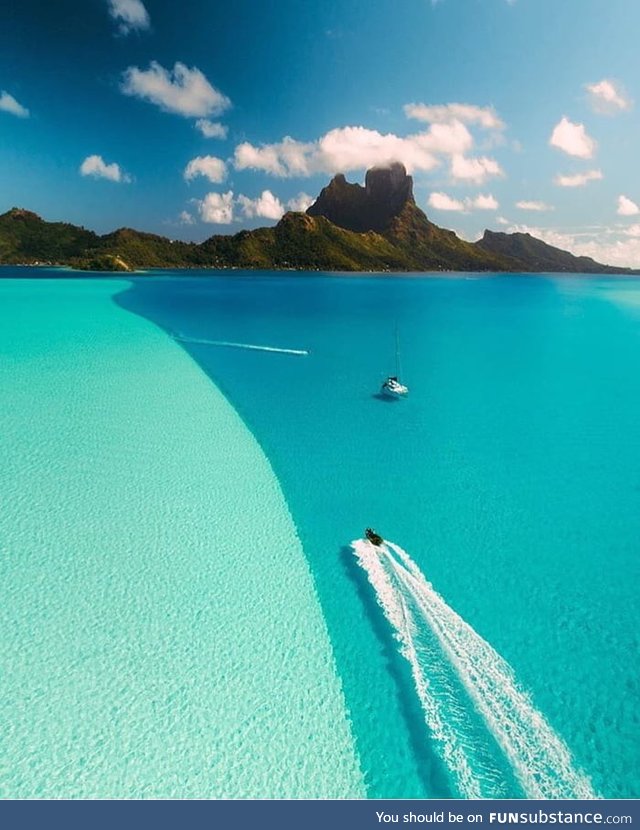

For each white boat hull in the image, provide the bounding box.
[381,380,409,397]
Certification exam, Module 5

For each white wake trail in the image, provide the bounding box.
[174,336,309,356]
[353,539,596,799]
[354,539,495,798]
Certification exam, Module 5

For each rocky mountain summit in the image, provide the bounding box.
[307,162,415,232]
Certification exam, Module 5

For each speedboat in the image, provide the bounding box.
[365,527,384,547]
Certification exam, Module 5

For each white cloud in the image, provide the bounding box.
[195,119,228,139]
[623,224,640,237]
[193,189,309,224]
[184,155,227,184]
[428,192,499,212]
[233,104,504,184]
[588,239,640,268]
[233,121,499,177]
[0,90,29,118]
[421,121,475,155]
[450,154,503,184]
[497,216,510,226]
[198,191,235,224]
[507,223,640,268]
[554,169,603,188]
[617,195,639,216]
[79,154,129,183]
[507,224,588,251]
[179,210,195,225]
[428,192,466,211]
[516,200,554,212]
[471,193,499,210]
[585,79,632,115]
[237,190,285,221]
[107,0,150,34]
[404,102,505,130]
[549,116,597,159]
[235,141,295,176]
[121,62,231,118]
[235,127,439,177]
[287,192,314,212]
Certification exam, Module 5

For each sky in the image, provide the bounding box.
[2,0,640,265]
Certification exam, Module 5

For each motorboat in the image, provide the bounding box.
[365,527,384,547]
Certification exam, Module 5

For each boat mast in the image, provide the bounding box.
[395,324,402,378]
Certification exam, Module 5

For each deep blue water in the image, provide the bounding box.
[119,271,640,798]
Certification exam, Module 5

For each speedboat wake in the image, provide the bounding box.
[174,335,309,356]
[352,538,596,799]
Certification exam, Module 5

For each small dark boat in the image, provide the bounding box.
[365,527,384,547]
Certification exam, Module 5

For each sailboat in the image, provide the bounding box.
[381,326,409,397]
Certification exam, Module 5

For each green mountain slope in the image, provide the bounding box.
[96,228,201,268]
[0,208,98,263]
[1,165,637,274]
[475,230,627,274]
[200,212,414,271]
[383,200,517,271]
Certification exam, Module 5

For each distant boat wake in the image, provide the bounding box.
[174,335,309,356]
[352,539,596,799]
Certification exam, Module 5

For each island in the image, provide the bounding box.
[0,164,636,274]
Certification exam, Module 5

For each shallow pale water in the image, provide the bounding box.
[0,277,365,798]
[118,271,640,799]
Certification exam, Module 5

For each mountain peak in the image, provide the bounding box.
[3,207,43,222]
[307,162,414,233]
[365,162,414,208]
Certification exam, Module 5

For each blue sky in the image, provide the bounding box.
[2,0,640,265]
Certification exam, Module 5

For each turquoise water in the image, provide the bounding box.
[1,271,639,799]
[118,272,640,799]
[0,277,364,798]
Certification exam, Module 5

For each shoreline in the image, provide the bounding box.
[2,264,640,279]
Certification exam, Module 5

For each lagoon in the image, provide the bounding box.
[2,269,639,798]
